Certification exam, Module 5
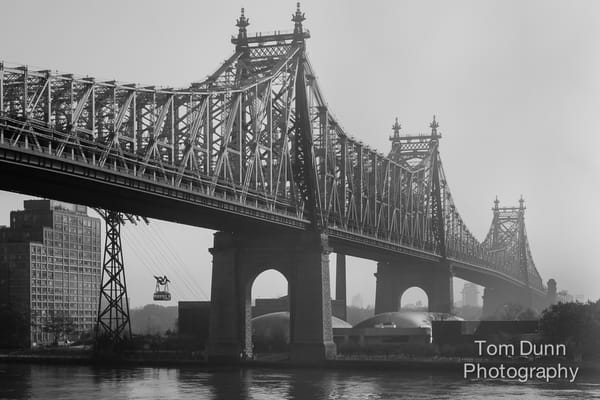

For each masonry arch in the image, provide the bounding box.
[250,268,289,307]
[399,286,429,311]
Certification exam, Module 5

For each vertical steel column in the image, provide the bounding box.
[169,93,175,164]
[431,147,446,257]
[340,136,347,222]
[22,67,28,118]
[206,94,212,175]
[45,72,52,125]
[293,58,318,226]
[358,145,364,230]
[0,62,3,117]
[91,84,96,147]
[317,106,328,212]
[335,253,347,321]
[95,210,132,344]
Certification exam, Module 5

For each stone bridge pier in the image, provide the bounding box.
[374,260,454,314]
[482,278,558,318]
[207,230,336,362]
[481,284,533,318]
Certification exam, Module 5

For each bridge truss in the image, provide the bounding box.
[0,5,544,293]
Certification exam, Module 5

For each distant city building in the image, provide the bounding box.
[557,290,574,303]
[350,293,364,308]
[0,200,102,347]
[461,283,479,307]
[402,300,427,310]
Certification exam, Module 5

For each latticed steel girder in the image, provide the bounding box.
[0,5,544,291]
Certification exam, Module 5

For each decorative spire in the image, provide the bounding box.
[519,195,525,210]
[236,8,249,51]
[292,2,306,39]
[236,7,249,30]
[430,115,439,137]
[391,117,401,140]
[494,196,499,210]
[388,117,402,157]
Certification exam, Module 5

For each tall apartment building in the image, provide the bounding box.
[0,199,102,347]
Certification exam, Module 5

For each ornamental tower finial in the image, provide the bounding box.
[519,195,525,210]
[391,117,401,140]
[430,115,439,137]
[389,117,402,157]
[292,3,306,38]
[236,8,250,51]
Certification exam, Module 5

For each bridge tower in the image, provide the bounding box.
[481,197,538,317]
[375,116,454,315]
[207,5,336,362]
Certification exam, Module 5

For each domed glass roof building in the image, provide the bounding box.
[251,311,351,352]
[353,311,462,330]
[251,310,463,353]
[333,311,464,349]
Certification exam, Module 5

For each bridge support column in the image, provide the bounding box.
[540,278,558,311]
[289,233,336,361]
[374,262,399,314]
[482,286,507,319]
[482,284,534,319]
[207,231,336,362]
[429,265,454,314]
[374,261,453,314]
[335,253,347,321]
[207,232,243,360]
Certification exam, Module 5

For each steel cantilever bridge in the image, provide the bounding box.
[0,5,554,360]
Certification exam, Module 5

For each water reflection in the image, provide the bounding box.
[0,363,599,400]
[0,363,32,399]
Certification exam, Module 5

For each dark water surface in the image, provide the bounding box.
[0,363,599,399]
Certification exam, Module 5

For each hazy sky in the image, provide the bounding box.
[0,1,598,308]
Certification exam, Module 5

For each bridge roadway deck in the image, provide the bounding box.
[0,141,544,298]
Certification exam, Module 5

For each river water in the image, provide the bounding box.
[0,363,599,399]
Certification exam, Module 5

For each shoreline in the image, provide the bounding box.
[1,351,598,377]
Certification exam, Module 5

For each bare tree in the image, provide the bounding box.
[42,311,76,345]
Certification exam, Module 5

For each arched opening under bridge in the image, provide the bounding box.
[250,268,290,358]
[400,286,429,311]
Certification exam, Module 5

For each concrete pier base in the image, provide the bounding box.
[374,260,453,314]
[481,284,534,319]
[207,231,336,362]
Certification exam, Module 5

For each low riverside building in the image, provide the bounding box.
[178,301,210,342]
[252,311,351,353]
[334,311,462,349]
[432,320,540,346]
[252,295,346,320]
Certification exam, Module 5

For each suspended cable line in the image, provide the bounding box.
[146,222,210,300]
[132,222,204,300]
[139,221,208,300]
[121,225,199,301]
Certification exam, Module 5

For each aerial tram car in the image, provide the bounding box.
[153,275,171,301]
